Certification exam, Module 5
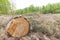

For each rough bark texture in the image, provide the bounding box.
[0,14,60,40]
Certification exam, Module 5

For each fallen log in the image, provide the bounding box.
[6,16,30,38]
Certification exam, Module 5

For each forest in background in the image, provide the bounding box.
[0,0,60,15]
[16,3,60,14]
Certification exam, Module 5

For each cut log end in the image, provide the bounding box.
[6,16,30,38]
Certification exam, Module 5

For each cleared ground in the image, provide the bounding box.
[0,14,60,40]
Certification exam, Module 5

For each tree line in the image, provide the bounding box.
[0,0,60,14]
[16,3,60,14]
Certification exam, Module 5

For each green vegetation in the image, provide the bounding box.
[40,3,60,14]
[0,0,11,14]
[15,5,40,14]
[15,5,38,14]
[15,3,60,14]
[0,0,60,15]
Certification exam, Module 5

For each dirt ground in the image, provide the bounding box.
[0,14,60,40]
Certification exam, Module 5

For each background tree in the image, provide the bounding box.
[0,0,11,14]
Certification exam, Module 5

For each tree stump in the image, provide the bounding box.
[6,16,30,38]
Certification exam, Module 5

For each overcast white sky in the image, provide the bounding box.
[9,0,60,10]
